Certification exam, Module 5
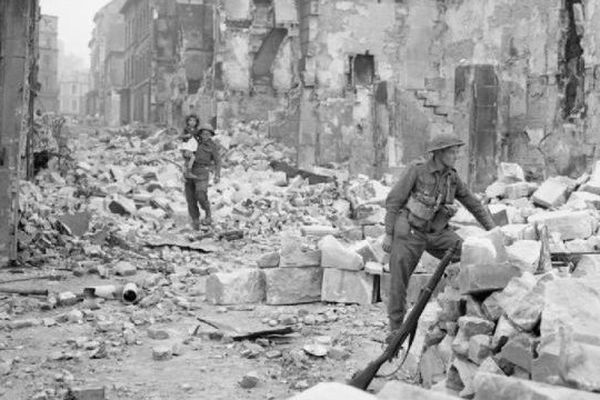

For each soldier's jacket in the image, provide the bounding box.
[191,138,221,176]
[384,157,495,235]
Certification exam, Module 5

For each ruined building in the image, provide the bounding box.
[59,71,89,117]
[150,0,599,191]
[88,0,126,126]
[36,14,59,113]
[0,0,40,263]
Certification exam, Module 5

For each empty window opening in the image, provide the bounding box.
[188,79,201,94]
[349,53,375,86]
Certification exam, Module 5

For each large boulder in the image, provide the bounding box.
[531,177,571,208]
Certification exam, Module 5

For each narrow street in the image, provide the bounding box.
[1,122,422,400]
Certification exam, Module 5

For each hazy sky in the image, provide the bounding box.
[41,0,112,68]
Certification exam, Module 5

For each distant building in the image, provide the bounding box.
[37,15,59,113]
[59,71,89,117]
[87,0,126,125]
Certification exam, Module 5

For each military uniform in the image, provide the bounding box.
[384,137,495,331]
[183,123,221,227]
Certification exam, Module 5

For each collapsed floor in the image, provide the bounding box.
[1,122,600,400]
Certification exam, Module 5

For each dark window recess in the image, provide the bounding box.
[349,53,375,86]
[188,79,201,94]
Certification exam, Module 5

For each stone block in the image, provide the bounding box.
[436,286,462,322]
[321,269,375,305]
[348,240,378,263]
[473,372,600,400]
[419,346,448,389]
[498,333,535,372]
[492,315,519,350]
[498,163,525,183]
[108,195,137,215]
[279,248,321,268]
[559,336,600,392]
[67,387,106,400]
[460,228,508,267]
[458,263,522,295]
[264,267,322,305]
[485,181,507,199]
[115,261,137,276]
[463,295,486,319]
[206,269,265,305]
[364,261,384,275]
[481,292,503,322]
[532,177,573,208]
[501,224,536,241]
[378,380,458,399]
[468,334,493,365]
[363,224,385,238]
[567,191,600,210]
[528,210,595,240]
[532,334,561,384]
[257,251,280,268]
[288,382,377,400]
[319,235,364,271]
[506,240,541,273]
[505,182,531,199]
[478,357,505,376]
[300,225,339,238]
[452,317,495,356]
[447,356,479,398]
[573,254,600,277]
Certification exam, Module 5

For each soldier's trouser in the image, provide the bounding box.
[184,172,210,223]
[388,211,462,332]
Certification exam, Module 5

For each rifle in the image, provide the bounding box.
[348,241,460,391]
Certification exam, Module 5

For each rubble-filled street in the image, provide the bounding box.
[4,0,600,399]
[3,119,600,400]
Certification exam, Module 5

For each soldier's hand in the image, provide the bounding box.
[382,234,393,253]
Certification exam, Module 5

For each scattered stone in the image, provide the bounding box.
[482,292,503,322]
[108,195,137,215]
[532,177,571,208]
[257,252,280,268]
[468,335,493,365]
[67,386,106,400]
[265,350,282,359]
[279,239,321,268]
[239,371,260,389]
[378,380,458,399]
[528,210,595,240]
[472,372,600,400]
[206,269,265,305]
[303,343,328,357]
[419,346,447,389]
[321,269,375,305]
[147,328,170,340]
[573,254,600,277]
[9,318,40,330]
[505,182,532,199]
[498,333,535,373]
[492,315,520,350]
[264,267,322,305]
[58,291,78,306]
[114,261,137,276]
[478,357,505,376]
[319,235,364,270]
[327,346,349,361]
[152,346,172,361]
[447,356,478,397]
[288,382,377,400]
[498,163,525,183]
[301,225,339,238]
[507,240,541,273]
[67,310,83,323]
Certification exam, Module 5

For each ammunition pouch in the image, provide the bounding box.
[430,205,454,233]
[406,195,437,221]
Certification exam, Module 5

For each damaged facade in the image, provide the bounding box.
[88,0,126,125]
[149,0,600,189]
[36,14,59,113]
[0,0,40,262]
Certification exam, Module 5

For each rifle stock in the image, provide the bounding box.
[348,241,460,391]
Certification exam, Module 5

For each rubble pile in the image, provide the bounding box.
[414,162,600,399]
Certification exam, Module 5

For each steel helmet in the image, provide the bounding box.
[198,123,215,136]
[426,133,465,153]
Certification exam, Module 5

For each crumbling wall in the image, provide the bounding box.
[582,0,600,161]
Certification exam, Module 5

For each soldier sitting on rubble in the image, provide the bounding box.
[181,117,221,230]
[382,133,496,341]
